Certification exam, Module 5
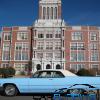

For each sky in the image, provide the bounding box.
[0,0,100,29]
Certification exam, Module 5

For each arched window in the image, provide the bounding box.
[56,64,62,69]
[36,64,41,70]
[43,7,46,19]
[46,64,51,69]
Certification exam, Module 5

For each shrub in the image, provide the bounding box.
[0,67,16,78]
[8,67,16,76]
[0,68,2,75]
[69,69,76,74]
[76,68,95,76]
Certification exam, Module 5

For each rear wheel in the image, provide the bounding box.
[4,84,18,96]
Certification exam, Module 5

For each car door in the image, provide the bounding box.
[29,71,56,93]
[47,71,67,92]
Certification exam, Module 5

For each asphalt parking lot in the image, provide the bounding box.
[0,94,52,100]
[0,95,97,100]
[0,95,33,100]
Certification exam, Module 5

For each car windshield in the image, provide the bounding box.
[32,72,39,78]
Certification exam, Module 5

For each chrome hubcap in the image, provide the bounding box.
[5,85,16,96]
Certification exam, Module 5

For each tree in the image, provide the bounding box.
[76,68,95,76]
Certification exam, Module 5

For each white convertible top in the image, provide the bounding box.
[38,69,77,76]
[59,70,77,76]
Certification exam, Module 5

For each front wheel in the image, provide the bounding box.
[4,84,18,96]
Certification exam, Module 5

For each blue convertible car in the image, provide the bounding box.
[0,70,100,96]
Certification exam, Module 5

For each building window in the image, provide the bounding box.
[15,43,29,50]
[63,40,64,47]
[15,52,21,60]
[78,43,84,50]
[17,32,28,40]
[46,64,51,69]
[15,43,29,60]
[90,32,98,41]
[70,64,77,71]
[3,43,10,51]
[72,32,82,40]
[71,52,77,61]
[3,51,10,60]
[55,34,61,38]
[15,64,21,71]
[46,53,53,59]
[51,7,53,19]
[90,43,98,50]
[56,64,62,69]
[36,64,41,70]
[22,52,28,60]
[62,30,65,36]
[55,42,61,50]
[71,43,84,50]
[54,7,57,19]
[63,51,64,58]
[47,7,49,19]
[55,52,61,59]
[91,64,99,71]
[71,43,77,50]
[46,34,53,38]
[15,63,28,71]
[78,52,84,61]
[15,52,29,60]
[70,64,85,72]
[2,43,10,60]
[71,52,84,61]
[46,42,53,50]
[2,63,9,68]
[4,33,11,41]
[22,43,29,50]
[38,34,44,38]
[37,42,44,50]
[37,53,43,59]
[91,52,99,61]
[43,7,46,19]
[16,43,22,50]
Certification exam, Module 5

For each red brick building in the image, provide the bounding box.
[65,26,100,72]
[0,26,32,74]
